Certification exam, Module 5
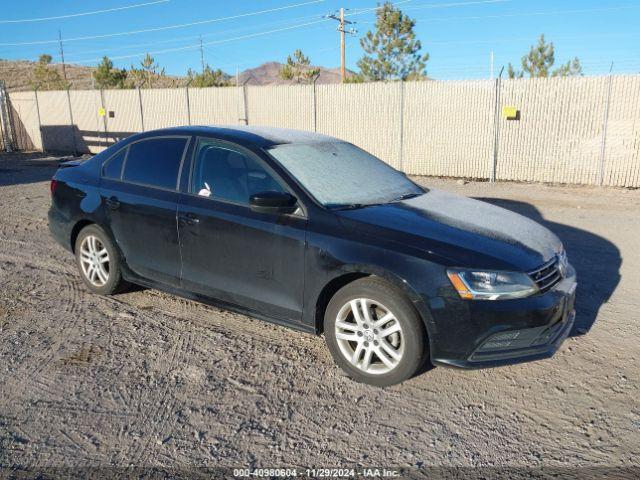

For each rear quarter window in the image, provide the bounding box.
[122,137,188,190]
[102,148,127,179]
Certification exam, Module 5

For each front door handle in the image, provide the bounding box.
[105,196,120,210]
[178,213,200,225]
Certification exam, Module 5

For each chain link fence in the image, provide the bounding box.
[2,75,640,187]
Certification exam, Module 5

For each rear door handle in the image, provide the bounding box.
[105,197,120,210]
[178,213,200,225]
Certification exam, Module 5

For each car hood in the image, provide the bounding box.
[336,188,562,271]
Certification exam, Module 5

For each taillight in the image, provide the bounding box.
[50,179,58,195]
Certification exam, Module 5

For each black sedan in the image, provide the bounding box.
[49,126,577,386]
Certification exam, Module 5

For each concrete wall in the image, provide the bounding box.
[6,75,640,187]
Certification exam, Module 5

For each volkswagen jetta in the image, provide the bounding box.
[49,126,577,386]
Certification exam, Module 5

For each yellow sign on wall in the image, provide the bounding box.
[98,107,106,117]
[502,105,518,119]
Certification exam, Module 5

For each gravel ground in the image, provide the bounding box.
[0,152,639,474]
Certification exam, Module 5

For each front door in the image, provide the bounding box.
[177,138,307,323]
[100,136,190,286]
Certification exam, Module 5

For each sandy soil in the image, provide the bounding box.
[1,153,639,473]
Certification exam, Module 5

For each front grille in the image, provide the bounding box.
[528,257,562,293]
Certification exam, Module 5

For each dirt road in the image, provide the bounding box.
[1,153,639,473]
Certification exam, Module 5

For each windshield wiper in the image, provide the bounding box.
[331,202,380,211]
[391,192,423,202]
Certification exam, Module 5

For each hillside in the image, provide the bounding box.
[0,59,353,92]
[238,61,355,85]
[0,59,184,91]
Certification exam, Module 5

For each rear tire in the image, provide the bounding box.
[75,224,127,295]
[324,277,426,387]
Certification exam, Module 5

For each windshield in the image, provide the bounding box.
[267,142,424,208]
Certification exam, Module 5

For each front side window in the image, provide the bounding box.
[267,142,424,208]
[191,138,285,204]
[102,147,127,180]
[122,137,188,190]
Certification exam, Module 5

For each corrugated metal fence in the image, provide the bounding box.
[3,75,640,187]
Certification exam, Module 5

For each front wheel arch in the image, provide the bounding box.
[323,276,428,386]
[314,266,433,339]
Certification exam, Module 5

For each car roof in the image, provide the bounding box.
[134,125,339,148]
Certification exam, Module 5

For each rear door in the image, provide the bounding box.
[177,137,307,323]
[100,135,191,286]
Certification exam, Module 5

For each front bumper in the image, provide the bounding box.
[429,265,577,369]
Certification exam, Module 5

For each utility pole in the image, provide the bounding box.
[340,8,346,81]
[58,30,67,83]
[327,8,356,82]
[199,36,205,74]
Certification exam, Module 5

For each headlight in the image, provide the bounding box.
[447,269,538,300]
[557,249,569,277]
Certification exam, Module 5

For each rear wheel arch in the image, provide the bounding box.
[70,219,118,255]
[70,220,95,253]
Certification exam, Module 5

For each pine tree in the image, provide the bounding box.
[279,49,320,83]
[508,35,583,78]
[130,53,165,88]
[92,56,127,89]
[357,2,429,81]
[31,54,68,90]
[187,66,230,87]
[552,57,583,77]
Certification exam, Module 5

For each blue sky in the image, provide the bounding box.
[1,0,639,79]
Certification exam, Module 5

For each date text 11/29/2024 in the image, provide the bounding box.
[233,468,400,477]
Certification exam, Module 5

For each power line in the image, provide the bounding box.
[58,19,336,65]
[66,18,332,64]
[401,0,509,12]
[0,9,333,54]
[0,0,170,24]
[424,31,640,47]
[343,0,506,17]
[0,0,326,46]
[347,0,413,16]
[410,4,640,23]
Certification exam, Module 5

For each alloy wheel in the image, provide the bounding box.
[334,298,404,375]
[79,235,110,287]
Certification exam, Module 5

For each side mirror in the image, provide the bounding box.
[249,191,298,215]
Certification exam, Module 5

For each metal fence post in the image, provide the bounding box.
[0,96,5,152]
[398,80,405,172]
[65,87,78,156]
[598,72,613,186]
[99,89,108,148]
[242,81,249,125]
[137,86,145,132]
[0,81,13,152]
[491,68,504,183]
[34,87,44,153]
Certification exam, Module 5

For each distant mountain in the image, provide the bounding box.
[237,61,356,86]
[0,59,355,92]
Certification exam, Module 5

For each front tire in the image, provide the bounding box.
[75,224,127,295]
[324,277,426,387]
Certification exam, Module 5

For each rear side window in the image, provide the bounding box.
[123,137,188,190]
[102,148,127,179]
